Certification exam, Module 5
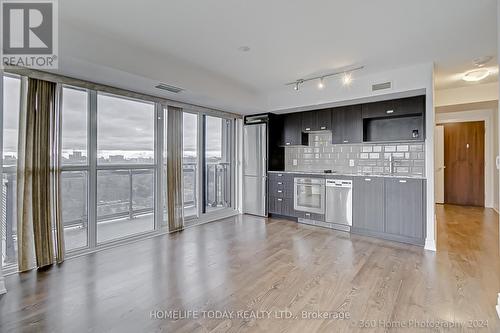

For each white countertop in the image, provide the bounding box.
[268,170,426,179]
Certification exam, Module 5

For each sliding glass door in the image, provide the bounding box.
[96,93,156,243]
[204,116,232,212]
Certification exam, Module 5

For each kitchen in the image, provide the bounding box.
[243,95,427,246]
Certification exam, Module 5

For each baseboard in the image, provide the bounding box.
[424,238,436,252]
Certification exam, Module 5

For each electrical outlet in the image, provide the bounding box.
[349,159,355,167]
[293,159,298,166]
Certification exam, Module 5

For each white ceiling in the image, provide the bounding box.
[58,0,498,113]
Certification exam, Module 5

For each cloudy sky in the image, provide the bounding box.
[3,78,224,161]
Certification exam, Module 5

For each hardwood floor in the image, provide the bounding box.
[1,205,499,332]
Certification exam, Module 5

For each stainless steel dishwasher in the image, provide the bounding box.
[325,179,353,231]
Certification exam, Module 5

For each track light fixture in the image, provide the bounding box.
[286,66,364,91]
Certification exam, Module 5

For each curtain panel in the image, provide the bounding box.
[17,78,64,272]
[166,106,184,232]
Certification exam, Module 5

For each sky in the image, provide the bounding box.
[3,77,225,160]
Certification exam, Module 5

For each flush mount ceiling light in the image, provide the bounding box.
[238,46,251,52]
[286,66,364,91]
[462,68,490,82]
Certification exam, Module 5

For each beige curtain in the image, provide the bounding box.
[17,78,64,272]
[166,106,184,232]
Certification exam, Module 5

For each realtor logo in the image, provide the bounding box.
[1,0,58,69]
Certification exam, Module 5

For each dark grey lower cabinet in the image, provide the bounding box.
[384,178,425,242]
[352,176,426,246]
[352,177,385,233]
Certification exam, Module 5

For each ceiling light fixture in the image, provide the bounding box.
[462,68,490,82]
[317,77,325,89]
[342,73,352,86]
[294,79,304,91]
[285,66,364,91]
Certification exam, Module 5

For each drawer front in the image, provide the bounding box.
[269,181,293,198]
[269,173,291,183]
[269,197,293,216]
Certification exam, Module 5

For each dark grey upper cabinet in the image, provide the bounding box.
[331,105,362,144]
[301,109,332,132]
[362,96,424,119]
[301,111,316,132]
[352,177,384,233]
[384,178,425,240]
[281,112,308,146]
[316,109,332,131]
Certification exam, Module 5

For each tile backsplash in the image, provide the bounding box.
[284,132,425,176]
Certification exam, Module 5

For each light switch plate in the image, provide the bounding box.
[349,159,355,167]
[293,159,298,166]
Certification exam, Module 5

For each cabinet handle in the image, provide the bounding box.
[278,174,283,177]
[305,127,311,131]
[286,142,291,146]
[364,178,372,182]
[399,180,407,183]
[386,110,394,114]
[277,182,283,185]
[343,140,349,143]
[277,190,283,193]
[277,198,283,202]
[305,213,311,217]
[321,126,326,130]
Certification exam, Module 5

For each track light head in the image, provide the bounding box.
[342,72,352,86]
[317,77,325,90]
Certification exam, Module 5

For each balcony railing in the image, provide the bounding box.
[1,162,231,267]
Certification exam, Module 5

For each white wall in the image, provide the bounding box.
[435,82,498,107]
[436,108,499,211]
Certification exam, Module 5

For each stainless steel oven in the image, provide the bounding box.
[294,178,325,214]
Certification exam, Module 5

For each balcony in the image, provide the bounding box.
[1,162,231,268]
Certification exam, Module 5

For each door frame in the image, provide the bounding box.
[435,109,497,209]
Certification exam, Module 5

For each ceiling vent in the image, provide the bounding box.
[155,83,184,93]
[372,81,392,91]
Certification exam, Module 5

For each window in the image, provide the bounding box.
[61,86,89,251]
[183,112,198,219]
[204,116,232,212]
[96,93,156,243]
[1,75,21,269]
[62,87,88,165]
[97,93,155,164]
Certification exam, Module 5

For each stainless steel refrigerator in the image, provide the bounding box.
[243,123,267,217]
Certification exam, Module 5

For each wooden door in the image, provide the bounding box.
[444,121,484,206]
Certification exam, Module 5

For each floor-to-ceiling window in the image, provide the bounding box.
[1,71,238,271]
[96,93,156,243]
[204,116,232,213]
[61,86,89,251]
[182,112,199,219]
[1,75,21,270]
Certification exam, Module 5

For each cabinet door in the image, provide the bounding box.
[282,112,305,146]
[343,105,362,143]
[385,178,424,240]
[316,109,332,130]
[362,96,424,119]
[332,106,362,144]
[353,177,384,232]
[331,107,345,144]
[301,111,316,133]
